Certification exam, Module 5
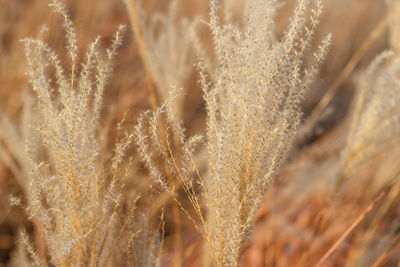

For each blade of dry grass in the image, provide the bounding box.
[371,234,400,267]
[124,0,160,110]
[316,176,400,267]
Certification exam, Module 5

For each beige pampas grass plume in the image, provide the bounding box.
[136,0,330,266]
[19,0,141,265]
[333,50,400,196]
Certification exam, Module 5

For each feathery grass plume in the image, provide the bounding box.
[135,88,204,193]
[333,51,400,196]
[190,0,255,83]
[135,87,203,267]
[201,0,329,265]
[136,0,330,266]
[124,0,198,117]
[19,0,141,265]
[0,93,38,197]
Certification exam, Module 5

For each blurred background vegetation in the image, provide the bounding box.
[0,0,398,266]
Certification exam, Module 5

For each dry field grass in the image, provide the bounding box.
[0,0,399,266]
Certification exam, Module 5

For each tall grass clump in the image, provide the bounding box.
[124,0,198,105]
[333,50,400,195]
[136,0,331,266]
[17,0,148,265]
